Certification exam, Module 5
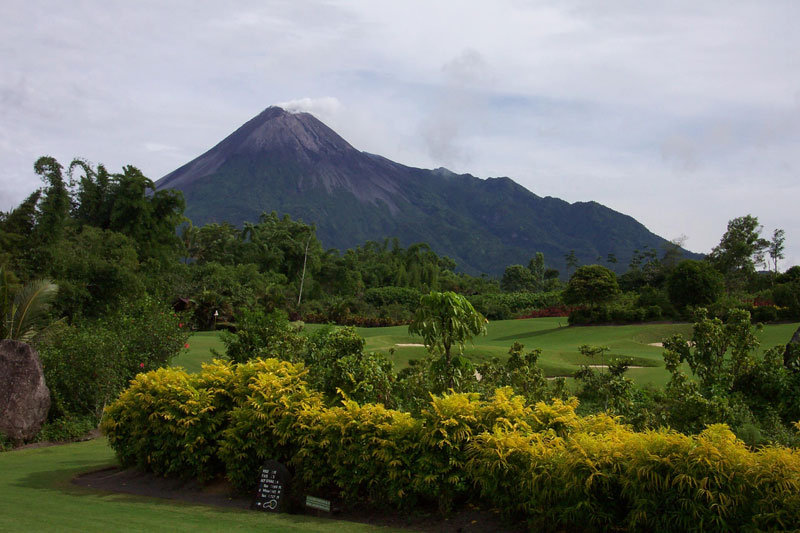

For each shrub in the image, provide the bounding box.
[516,305,573,319]
[217,359,324,490]
[36,414,96,442]
[415,392,484,512]
[0,432,11,452]
[292,399,421,508]
[468,291,562,319]
[751,305,779,324]
[220,308,306,364]
[39,295,190,419]
[773,281,800,319]
[103,359,800,530]
[364,286,422,309]
[637,286,675,318]
[101,362,234,482]
[568,306,610,325]
[302,326,395,405]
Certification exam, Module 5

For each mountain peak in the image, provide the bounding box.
[156,105,406,208]
[222,105,356,157]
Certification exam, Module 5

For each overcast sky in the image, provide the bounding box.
[2,1,798,267]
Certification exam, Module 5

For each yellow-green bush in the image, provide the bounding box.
[103,359,800,530]
[217,358,324,490]
[293,399,421,508]
[467,419,800,532]
[101,363,233,482]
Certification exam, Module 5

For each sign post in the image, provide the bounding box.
[251,461,291,513]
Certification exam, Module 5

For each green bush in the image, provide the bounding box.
[666,260,724,310]
[0,432,11,452]
[636,286,674,317]
[220,308,306,364]
[751,305,779,323]
[568,306,610,325]
[468,291,562,319]
[644,304,663,321]
[36,414,96,442]
[363,286,422,309]
[773,281,800,319]
[39,295,190,419]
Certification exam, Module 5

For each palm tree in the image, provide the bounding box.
[0,266,59,342]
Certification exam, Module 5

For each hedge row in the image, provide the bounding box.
[468,291,563,320]
[102,359,800,531]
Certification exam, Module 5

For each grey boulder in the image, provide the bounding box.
[0,339,50,442]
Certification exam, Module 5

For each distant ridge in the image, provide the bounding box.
[156,106,697,275]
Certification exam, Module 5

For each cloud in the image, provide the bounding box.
[144,142,178,153]
[276,97,343,121]
[660,135,699,171]
[419,48,492,167]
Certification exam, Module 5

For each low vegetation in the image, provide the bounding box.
[103,357,800,532]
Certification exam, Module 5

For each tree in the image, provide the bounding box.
[500,264,536,292]
[662,235,687,271]
[564,250,579,278]
[33,156,71,244]
[769,228,786,274]
[660,308,795,435]
[708,215,769,286]
[527,252,546,289]
[0,265,59,342]
[666,260,724,310]
[47,227,144,318]
[562,265,619,308]
[408,291,487,388]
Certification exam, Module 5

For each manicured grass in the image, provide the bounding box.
[0,439,397,532]
[174,331,227,374]
[172,319,800,389]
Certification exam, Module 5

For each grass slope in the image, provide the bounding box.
[172,319,800,389]
[0,439,396,532]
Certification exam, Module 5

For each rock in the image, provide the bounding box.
[0,340,50,442]
[784,325,800,370]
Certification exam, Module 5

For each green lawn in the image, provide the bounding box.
[0,439,398,532]
[171,319,800,389]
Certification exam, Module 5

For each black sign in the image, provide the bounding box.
[252,460,291,513]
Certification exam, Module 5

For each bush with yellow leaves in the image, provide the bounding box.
[102,358,800,531]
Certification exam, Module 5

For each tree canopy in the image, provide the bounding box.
[409,291,487,363]
[708,215,769,285]
[666,260,724,310]
[562,265,620,308]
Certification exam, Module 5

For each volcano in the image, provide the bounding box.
[156,106,693,275]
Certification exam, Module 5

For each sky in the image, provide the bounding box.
[1,1,798,267]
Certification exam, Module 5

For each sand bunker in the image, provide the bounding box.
[586,364,645,369]
[395,343,425,347]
